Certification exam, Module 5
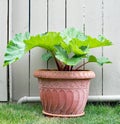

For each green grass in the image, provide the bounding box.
[0,102,120,124]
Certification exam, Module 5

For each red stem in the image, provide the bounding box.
[70,66,73,71]
[64,65,70,71]
[75,61,89,70]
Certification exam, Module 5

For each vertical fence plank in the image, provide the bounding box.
[30,0,47,96]
[85,0,103,95]
[67,0,84,29]
[0,0,8,101]
[67,0,85,72]
[103,0,120,95]
[9,0,13,101]
[12,0,29,100]
[48,0,65,69]
[67,0,103,95]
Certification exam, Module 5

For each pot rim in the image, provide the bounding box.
[34,69,95,79]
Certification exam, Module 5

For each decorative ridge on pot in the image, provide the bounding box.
[34,69,95,80]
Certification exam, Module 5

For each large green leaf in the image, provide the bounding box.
[55,45,82,66]
[88,55,97,62]
[97,57,112,66]
[69,38,89,55]
[87,55,112,65]
[3,32,30,66]
[60,27,112,49]
[65,55,82,66]
[69,35,112,50]
[42,52,52,61]
[54,45,68,62]
[61,27,112,55]
[3,27,112,69]
[60,28,88,54]
[24,32,62,52]
[84,35,112,48]
[60,27,87,44]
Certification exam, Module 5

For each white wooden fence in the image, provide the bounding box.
[0,0,120,101]
[0,0,8,101]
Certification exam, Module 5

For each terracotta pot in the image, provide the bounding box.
[34,69,95,117]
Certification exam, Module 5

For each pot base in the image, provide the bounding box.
[42,110,85,118]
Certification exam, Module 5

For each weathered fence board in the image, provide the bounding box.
[12,0,30,100]
[104,45,120,95]
[67,0,83,29]
[67,0,85,75]
[30,0,47,96]
[103,0,120,95]
[48,0,65,69]
[85,0,103,95]
[0,0,8,101]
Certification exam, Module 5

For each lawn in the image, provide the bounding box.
[0,102,120,124]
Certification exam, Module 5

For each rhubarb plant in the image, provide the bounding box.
[3,28,112,71]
